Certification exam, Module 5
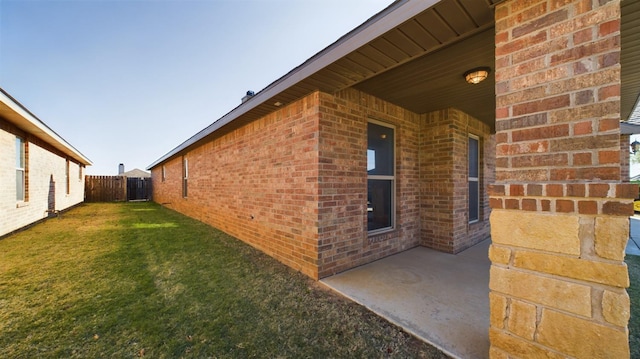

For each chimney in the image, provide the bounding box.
[241,90,255,103]
[118,163,125,175]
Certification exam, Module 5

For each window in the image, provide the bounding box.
[79,165,83,180]
[65,159,70,194]
[367,120,395,233]
[16,136,26,201]
[182,157,188,198]
[162,165,166,182]
[469,135,479,223]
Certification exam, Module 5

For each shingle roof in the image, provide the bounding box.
[121,168,151,178]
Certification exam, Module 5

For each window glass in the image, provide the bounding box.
[367,123,394,176]
[367,121,394,232]
[469,181,479,222]
[182,158,188,198]
[469,137,479,178]
[468,136,479,223]
[16,137,24,168]
[368,179,393,231]
[16,169,24,201]
[16,137,25,201]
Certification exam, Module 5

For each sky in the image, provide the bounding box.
[1,0,392,175]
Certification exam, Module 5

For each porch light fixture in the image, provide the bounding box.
[631,139,640,154]
[464,67,491,84]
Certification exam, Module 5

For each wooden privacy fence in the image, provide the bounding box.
[85,176,152,202]
[85,176,126,202]
[127,177,152,201]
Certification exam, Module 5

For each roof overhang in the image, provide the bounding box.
[149,0,640,170]
[621,122,640,135]
[147,0,500,169]
[622,0,640,124]
[0,88,92,166]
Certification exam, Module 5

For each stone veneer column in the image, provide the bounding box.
[490,0,635,357]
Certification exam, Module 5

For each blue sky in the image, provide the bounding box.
[1,0,391,175]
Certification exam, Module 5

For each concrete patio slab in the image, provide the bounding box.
[627,216,640,256]
[321,240,491,359]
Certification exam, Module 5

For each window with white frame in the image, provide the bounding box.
[65,159,70,194]
[162,165,166,182]
[182,157,188,198]
[367,120,395,233]
[16,136,26,201]
[468,135,480,223]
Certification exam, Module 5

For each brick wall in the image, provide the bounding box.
[0,119,85,237]
[152,92,322,278]
[490,0,632,357]
[152,87,496,279]
[316,89,422,278]
[420,108,493,253]
[621,134,630,181]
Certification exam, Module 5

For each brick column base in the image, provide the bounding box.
[488,183,634,358]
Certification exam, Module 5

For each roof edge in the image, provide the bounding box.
[0,87,92,166]
[148,0,443,170]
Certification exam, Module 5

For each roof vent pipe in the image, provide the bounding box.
[241,90,255,103]
[118,163,124,175]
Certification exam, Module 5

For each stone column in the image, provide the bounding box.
[490,0,635,357]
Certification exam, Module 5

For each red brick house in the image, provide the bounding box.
[149,1,638,357]
[149,1,498,280]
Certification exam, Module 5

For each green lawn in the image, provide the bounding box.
[0,202,446,358]
[628,255,640,358]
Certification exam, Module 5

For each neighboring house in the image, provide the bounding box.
[121,168,152,201]
[149,1,638,357]
[120,168,151,178]
[0,88,91,237]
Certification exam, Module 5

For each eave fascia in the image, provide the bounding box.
[147,0,445,170]
[0,88,92,166]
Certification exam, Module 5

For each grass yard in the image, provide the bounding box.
[0,202,447,358]
[628,255,640,358]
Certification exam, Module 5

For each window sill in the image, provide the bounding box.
[368,228,397,243]
[16,201,29,208]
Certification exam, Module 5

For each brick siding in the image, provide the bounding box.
[316,89,422,278]
[420,108,494,253]
[152,92,322,278]
[152,89,493,279]
[621,134,630,181]
[0,119,85,237]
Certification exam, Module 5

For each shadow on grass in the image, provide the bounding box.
[628,254,640,358]
[0,202,448,358]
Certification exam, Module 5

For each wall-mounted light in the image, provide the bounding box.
[464,67,491,85]
[631,139,640,154]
